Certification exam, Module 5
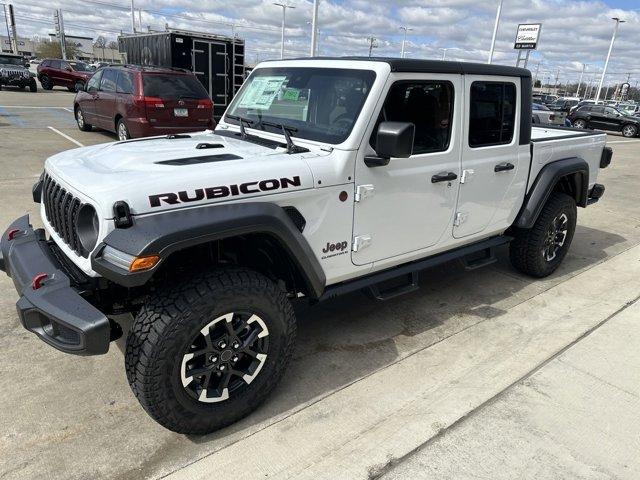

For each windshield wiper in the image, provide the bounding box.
[260,120,308,154]
[225,114,254,139]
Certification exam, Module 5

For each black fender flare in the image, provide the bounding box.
[515,157,589,229]
[91,202,326,298]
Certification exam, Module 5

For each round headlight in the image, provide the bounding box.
[76,204,99,253]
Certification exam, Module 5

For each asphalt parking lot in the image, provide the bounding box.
[1,86,639,480]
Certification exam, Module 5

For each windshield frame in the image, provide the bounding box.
[223,66,377,146]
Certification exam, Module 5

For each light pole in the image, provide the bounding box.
[310,0,319,57]
[274,3,295,59]
[399,26,412,58]
[595,17,625,103]
[130,0,136,33]
[488,0,503,64]
[440,48,448,60]
[576,63,586,97]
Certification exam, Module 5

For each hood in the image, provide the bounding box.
[0,63,27,70]
[76,71,93,78]
[45,130,324,217]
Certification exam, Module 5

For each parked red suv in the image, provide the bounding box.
[37,59,93,92]
[73,65,214,140]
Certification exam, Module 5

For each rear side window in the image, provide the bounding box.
[591,106,604,114]
[116,70,135,94]
[469,81,516,148]
[87,69,103,91]
[371,80,454,155]
[142,74,208,99]
[100,69,118,92]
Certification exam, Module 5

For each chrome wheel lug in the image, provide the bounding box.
[232,355,239,362]
[208,354,218,363]
[218,364,226,371]
[232,341,240,349]
[218,341,227,349]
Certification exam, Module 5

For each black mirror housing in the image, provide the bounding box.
[375,121,415,159]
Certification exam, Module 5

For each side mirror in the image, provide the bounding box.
[365,121,415,167]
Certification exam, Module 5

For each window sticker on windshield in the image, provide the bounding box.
[282,88,300,101]
[238,76,287,110]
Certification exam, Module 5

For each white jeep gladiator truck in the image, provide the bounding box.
[0,58,612,434]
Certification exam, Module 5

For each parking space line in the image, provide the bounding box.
[62,107,73,113]
[0,105,70,109]
[607,140,640,144]
[47,126,84,147]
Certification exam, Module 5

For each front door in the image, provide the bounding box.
[453,76,524,238]
[352,74,462,266]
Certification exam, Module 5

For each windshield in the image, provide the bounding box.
[0,55,24,66]
[225,67,376,144]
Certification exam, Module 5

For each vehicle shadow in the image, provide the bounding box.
[175,224,628,445]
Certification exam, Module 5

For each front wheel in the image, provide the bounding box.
[572,119,587,129]
[29,79,37,92]
[125,268,297,434]
[509,192,577,278]
[40,75,53,90]
[75,106,92,131]
[621,124,638,138]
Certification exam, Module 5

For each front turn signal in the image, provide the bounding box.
[129,255,160,272]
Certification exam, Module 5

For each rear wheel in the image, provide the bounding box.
[572,119,587,129]
[125,268,297,434]
[75,106,92,131]
[509,192,577,278]
[117,119,131,140]
[621,124,638,138]
[29,79,37,93]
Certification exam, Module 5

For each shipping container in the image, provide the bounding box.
[118,29,245,119]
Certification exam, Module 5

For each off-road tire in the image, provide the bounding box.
[40,75,53,90]
[509,192,577,278]
[29,80,37,93]
[125,268,297,435]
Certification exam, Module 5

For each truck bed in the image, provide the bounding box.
[529,125,606,191]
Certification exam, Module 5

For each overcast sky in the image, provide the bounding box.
[10,0,640,86]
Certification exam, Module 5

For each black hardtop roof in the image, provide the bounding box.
[271,56,531,78]
[0,52,22,58]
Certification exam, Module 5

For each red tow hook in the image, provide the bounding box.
[7,229,22,241]
[31,273,49,290]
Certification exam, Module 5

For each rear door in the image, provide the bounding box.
[94,68,118,130]
[453,76,528,238]
[587,106,608,129]
[141,73,212,129]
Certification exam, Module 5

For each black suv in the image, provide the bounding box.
[0,53,37,92]
[568,105,640,138]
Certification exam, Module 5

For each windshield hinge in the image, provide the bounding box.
[352,235,372,252]
[355,184,375,202]
[460,169,475,184]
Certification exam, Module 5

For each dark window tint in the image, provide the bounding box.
[579,106,592,112]
[591,106,604,114]
[469,82,516,148]
[371,81,454,155]
[116,70,135,94]
[100,69,117,92]
[142,74,209,99]
[50,60,61,69]
[605,107,620,116]
[60,61,70,71]
[40,59,49,67]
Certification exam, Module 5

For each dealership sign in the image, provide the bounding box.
[514,23,542,50]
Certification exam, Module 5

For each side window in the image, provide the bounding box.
[60,61,70,71]
[469,81,516,148]
[87,69,103,92]
[591,106,604,114]
[116,70,134,94]
[100,69,118,92]
[50,60,61,70]
[371,80,454,155]
[41,59,50,67]
[580,106,591,112]
[605,107,619,116]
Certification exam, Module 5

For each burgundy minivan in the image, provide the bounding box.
[73,65,214,140]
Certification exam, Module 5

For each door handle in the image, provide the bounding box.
[494,162,515,173]
[431,172,458,183]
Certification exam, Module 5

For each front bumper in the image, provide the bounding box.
[0,215,110,355]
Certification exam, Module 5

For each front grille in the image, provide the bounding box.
[42,173,85,257]
[2,68,26,79]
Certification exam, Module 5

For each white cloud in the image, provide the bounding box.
[11,0,640,85]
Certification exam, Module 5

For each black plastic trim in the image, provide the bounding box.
[600,146,613,169]
[280,57,531,78]
[519,75,532,145]
[0,215,110,355]
[515,157,589,229]
[91,202,326,298]
[319,236,511,302]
